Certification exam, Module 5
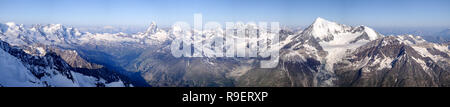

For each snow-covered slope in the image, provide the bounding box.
[397,35,450,66]
[334,35,450,86]
[0,40,130,87]
[286,17,384,71]
[0,46,41,87]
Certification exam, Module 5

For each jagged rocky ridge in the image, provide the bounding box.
[0,40,132,87]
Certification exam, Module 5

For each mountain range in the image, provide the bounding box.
[0,17,449,87]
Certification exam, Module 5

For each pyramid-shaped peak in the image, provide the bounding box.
[312,17,337,26]
[315,17,327,22]
[308,17,345,32]
[145,21,158,34]
[147,21,157,28]
[149,21,157,26]
[305,17,358,41]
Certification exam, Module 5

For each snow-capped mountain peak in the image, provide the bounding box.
[3,22,25,31]
[287,17,384,72]
[42,24,64,33]
[145,21,158,35]
[303,17,382,43]
[5,22,17,27]
[305,17,351,41]
[396,34,427,44]
[360,26,380,40]
[312,17,336,26]
[144,22,169,43]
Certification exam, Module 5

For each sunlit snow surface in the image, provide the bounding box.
[307,18,382,71]
[0,48,42,87]
[0,43,127,87]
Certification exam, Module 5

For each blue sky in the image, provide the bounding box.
[0,0,449,28]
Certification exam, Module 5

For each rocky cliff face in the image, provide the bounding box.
[0,40,132,87]
[335,36,449,87]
